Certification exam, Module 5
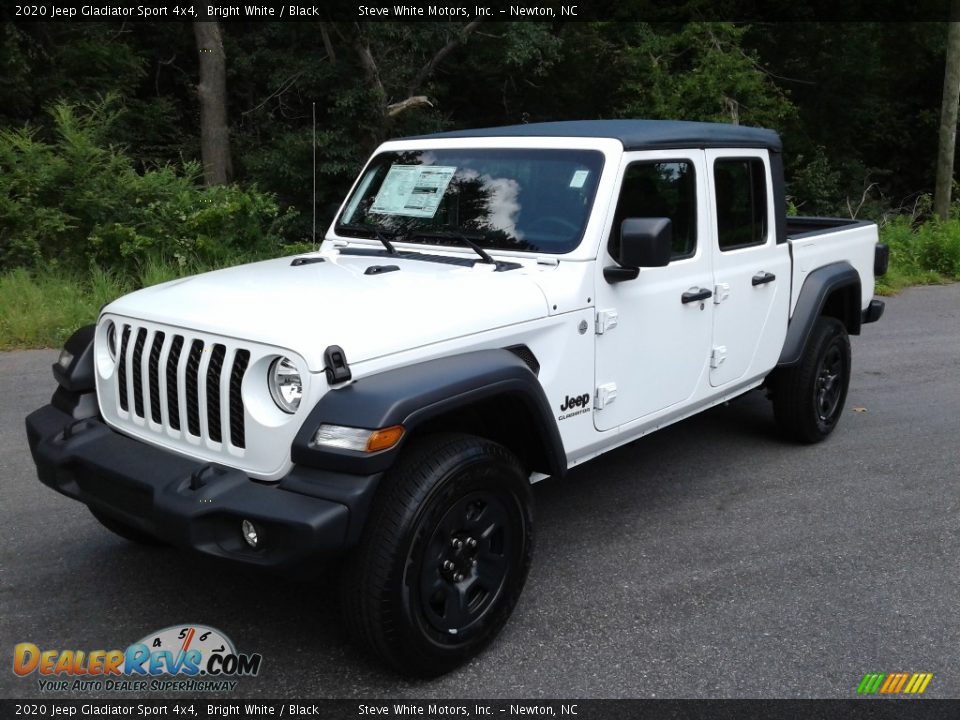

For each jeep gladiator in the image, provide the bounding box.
[26,120,887,676]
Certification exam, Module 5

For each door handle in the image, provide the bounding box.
[752,271,776,286]
[681,287,713,304]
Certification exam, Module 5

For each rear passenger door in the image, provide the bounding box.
[705,150,790,388]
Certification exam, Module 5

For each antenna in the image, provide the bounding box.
[312,101,317,250]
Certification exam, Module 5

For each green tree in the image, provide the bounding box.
[612,23,795,128]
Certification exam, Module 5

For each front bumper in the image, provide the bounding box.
[26,404,381,572]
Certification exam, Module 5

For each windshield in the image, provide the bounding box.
[337,148,605,254]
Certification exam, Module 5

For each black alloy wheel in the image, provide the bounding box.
[771,316,851,443]
[341,433,533,677]
[417,490,516,637]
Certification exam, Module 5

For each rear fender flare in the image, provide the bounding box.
[778,262,861,367]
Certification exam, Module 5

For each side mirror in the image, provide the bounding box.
[620,218,672,267]
[604,217,673,283]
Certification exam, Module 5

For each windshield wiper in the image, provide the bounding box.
[336,222,397,254]
[403,230,496,265]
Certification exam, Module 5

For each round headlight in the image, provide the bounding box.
[105,321,118,360]
[268,356,302,414]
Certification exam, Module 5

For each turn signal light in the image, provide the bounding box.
[365,425,405,452]
[312,424,405,453]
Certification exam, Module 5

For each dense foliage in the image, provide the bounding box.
[0,95,291,272]
[1,21,950,238]
[0,19,958,347]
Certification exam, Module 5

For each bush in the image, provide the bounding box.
[788,148,844,216]
[877,209,960,294]
[918,221,960,276]
[0,95,293,276]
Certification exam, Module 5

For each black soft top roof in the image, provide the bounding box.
[406,119,782,152]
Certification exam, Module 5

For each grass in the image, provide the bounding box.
[874,215,960,295]
[0,222,957,350]
[0,249,302,350]
[873,266,948,296]
[1,242,318,350]
[0,267,129,350]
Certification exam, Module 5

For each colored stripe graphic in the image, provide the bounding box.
[879,674,897,693]
[892,673,909,693]
[857,672,932,695]
[857,673,885,694]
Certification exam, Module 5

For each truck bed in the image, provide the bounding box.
[786,216,872,239]
[786,216,879,316]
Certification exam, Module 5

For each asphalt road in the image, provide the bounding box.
[2,284,959,700]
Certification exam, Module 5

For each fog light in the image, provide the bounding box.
[241,519,260,548]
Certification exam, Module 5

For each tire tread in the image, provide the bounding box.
[340,433,532,676]
[771,316,850,443]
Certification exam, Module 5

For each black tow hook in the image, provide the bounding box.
[190,464,228,490]
[62,419,98,441]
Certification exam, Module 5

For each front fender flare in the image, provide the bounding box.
[292,349,567,477]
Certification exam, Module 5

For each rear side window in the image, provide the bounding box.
[714,158,768,250]
[608,161,697,261]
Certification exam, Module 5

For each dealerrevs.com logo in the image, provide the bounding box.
[13,624,262,693]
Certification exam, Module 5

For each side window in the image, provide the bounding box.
[714,158,768,250]
[608,161,697,261]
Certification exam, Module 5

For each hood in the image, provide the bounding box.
[105,251,551,372]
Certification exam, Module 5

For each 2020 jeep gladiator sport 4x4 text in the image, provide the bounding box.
[27,120,887,676]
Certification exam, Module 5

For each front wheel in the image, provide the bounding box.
[771,316,851,443]
[341,433,533,677]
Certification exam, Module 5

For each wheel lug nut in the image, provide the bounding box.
[467,537,477,548]
[454,573,464,582]
[471,558,478,566]
[443,560,454,571]
[452,538,463,549]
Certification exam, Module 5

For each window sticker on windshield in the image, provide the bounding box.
[370,165,457,218]
[569,169,590,188]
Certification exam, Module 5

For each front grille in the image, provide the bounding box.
[148,331,165,423]
[229,350,250,449]
[110,322,251,450]
[131,328,147,418]
[166,335,184,430]
[185,339,204,436]
[206,344,226,443]
[117,326,131,411]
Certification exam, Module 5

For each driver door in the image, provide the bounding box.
[593,150,714,432]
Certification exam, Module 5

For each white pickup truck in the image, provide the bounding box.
[27,120,887,676]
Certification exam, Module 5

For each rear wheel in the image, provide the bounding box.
[772,316,851,443]
[88,507,162,545]
[341,433,533,677]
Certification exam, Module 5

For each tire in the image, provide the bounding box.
[772,316,851,443]
[340,433,533,677]
[89,506,162,545]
